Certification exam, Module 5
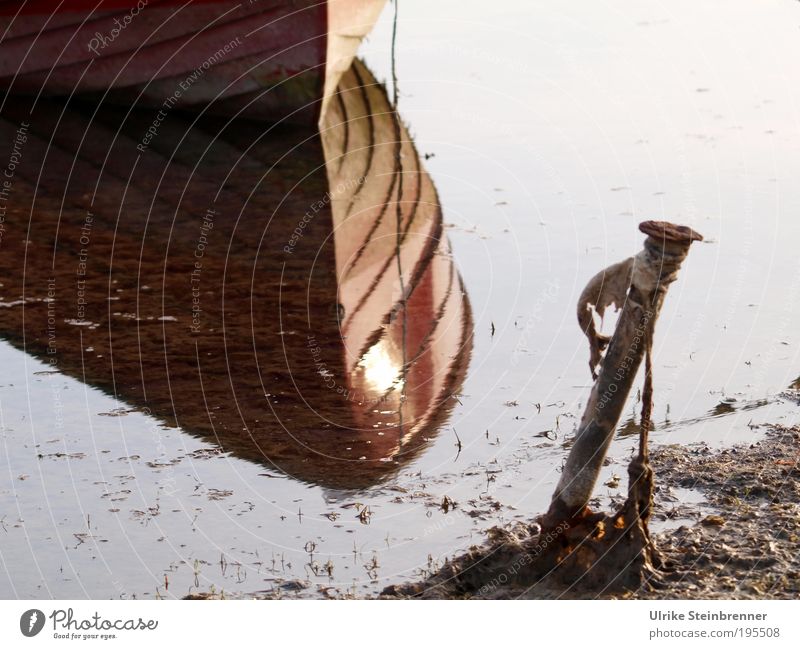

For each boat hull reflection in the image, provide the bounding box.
[0,59,472,490]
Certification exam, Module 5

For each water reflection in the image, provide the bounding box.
[0,59,472,491]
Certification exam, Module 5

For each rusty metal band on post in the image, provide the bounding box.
[547,221,702,522]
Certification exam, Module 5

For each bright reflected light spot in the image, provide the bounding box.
[358,339,403,393]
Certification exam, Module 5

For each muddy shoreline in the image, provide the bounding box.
[642,423,800,599]
[377,406,800,600]
[185,392,800,600]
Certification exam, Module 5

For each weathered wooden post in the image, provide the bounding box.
[546,221,703,525]
[382,220,705,598]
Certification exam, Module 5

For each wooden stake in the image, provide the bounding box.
[546,221,702,524]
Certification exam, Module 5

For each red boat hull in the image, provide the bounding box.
[0,0,386,123]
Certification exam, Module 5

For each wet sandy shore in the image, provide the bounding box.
[186,389,800,599]
[643,418,800,599]
[373,398,800,600]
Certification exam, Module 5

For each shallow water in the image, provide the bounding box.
[2,0,800,598]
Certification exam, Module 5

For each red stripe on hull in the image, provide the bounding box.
[1,0,327,122]
[0,1,287,76]
[0,0,387,123]
[0,0,228,17]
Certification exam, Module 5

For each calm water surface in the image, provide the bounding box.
[1,0,799,598]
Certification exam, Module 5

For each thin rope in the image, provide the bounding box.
[390,0,408,436]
